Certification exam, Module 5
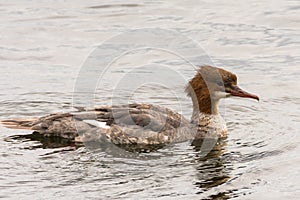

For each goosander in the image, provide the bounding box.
[1,66,259,147]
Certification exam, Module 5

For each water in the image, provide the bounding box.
[0,0,299,199]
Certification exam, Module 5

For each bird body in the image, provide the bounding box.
[1,66,259,147]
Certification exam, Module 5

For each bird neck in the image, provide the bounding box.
[185,72,219,116]
[191,111,227,139]
[190,93,219,117]
[190,101,219,123]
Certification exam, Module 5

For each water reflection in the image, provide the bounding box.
[192,139,233,199]
[6,132,79,149]
[2,131,278,199]
[0,0,298,198]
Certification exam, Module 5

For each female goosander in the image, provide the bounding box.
[1,66,259,147]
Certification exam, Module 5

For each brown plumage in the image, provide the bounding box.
[185,65,238,115]
[1,65,259,147]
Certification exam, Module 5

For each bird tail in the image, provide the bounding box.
[0,118,37,130]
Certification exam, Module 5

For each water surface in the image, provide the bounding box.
[0,0,299,199]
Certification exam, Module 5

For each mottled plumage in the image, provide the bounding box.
[1,66,259,147]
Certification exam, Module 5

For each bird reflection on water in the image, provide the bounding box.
[6,132,79,150]
[192,139,234,199]
[7,132,234,199]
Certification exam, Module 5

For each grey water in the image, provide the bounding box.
[0,0,299,199]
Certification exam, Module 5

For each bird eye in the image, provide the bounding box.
[216,81,223,86]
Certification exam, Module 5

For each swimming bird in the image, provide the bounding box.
[1,66,259,147]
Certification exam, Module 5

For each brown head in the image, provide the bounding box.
[186,65,259,115]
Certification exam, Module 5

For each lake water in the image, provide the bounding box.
[0,0,299,199]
